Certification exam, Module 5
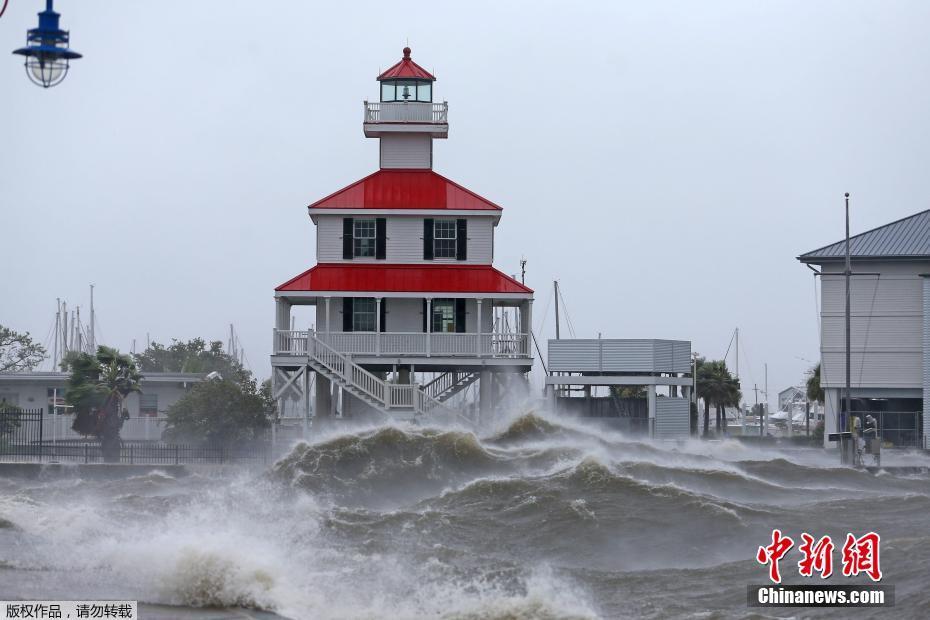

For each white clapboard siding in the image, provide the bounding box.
[819,266,925,389]
[820,275,921,316]
[821,351,922,388]
[380,135,432,169]
[821,315,922,351]
[316,215,494,264]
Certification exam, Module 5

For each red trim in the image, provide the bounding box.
[276,264,533,294]
[307,169,503,211]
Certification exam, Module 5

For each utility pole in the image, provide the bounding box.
[553,280,561,340]
[764,362,768,437]
[843,192,852,464]
[806,400,811,437]
[520,258,527,285]
[754,384,761,436]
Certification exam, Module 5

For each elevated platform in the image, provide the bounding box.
[547,338,694,440]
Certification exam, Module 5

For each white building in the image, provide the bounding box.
[0,371,202,441]
[271,48,534,425]
[799,209,930,448]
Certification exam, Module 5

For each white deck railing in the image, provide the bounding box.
[364,101,448,124]
[273,330,530,359]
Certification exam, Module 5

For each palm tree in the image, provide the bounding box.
[65,346,142,462]
[697,359,741,436]
[806,363,824,404]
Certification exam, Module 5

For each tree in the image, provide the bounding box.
[64,346,142,462]
[696,358,741,437]
[135,338,250,386]
[0,325,47,373]
[163,376,272,447]
[806,363,824,404]
[609,385,647,399]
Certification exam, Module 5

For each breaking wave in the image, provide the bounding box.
[2,408,930,618]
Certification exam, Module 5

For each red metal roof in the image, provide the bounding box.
[378,47,435,81]
[308,169,502,211]
[277,264,533,294]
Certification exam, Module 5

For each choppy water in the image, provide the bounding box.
[1,411,929,619]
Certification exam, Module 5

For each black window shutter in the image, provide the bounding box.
[422,299,428,332]
[423,219,434,260]
[375,218,386,260]
[456,219,467,260]
[342,298,353,332]
[342,218,354,260]
[455,299,466,333]
[380,299,387,332]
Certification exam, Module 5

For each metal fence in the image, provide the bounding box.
[849,411,922,449]
[0,408,271,465]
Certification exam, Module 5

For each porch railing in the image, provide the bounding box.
[364,101,448,124]
[274,329,530,359]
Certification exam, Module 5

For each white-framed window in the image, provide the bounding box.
[434,220,457,258]
[140,393,158,417]
[432,299,456,332]
[353,219,376,258]
[353,298,377,332]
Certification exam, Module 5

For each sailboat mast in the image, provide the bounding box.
[554,280,561,340]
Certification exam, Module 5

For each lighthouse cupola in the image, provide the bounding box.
[364,47,448,168]
[379,47,434,102]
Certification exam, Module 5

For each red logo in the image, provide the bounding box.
[756,529,794,584]
[798,533,834,579]
[757,530,882,583]
[841,532,882,581]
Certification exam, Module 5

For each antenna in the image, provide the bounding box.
[520,258,527,284]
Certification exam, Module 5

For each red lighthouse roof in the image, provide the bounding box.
[277,264,533,295]
[308,170,502,211]
[377,47,436,81]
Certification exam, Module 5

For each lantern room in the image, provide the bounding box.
[364,47,448,139]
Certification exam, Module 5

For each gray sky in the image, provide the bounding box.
[3,1,930,407]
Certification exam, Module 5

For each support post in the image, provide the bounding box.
[426,298,432,357]
[523,299,533,357]
[376,297,382,356]
[476,298,483,355]
[647,384,656,438]
[479,370,493,425]
[325,297,331,336]
[303,366,311,439]
[315,371,332,420]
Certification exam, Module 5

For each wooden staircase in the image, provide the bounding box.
[422,370,480,403]
[304,332,470,425]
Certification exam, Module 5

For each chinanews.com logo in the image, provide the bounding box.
[747,529,894,608]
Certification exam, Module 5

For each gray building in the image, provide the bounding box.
[546,339,693,439]
[0,371,202,416]
[799,209,930,448]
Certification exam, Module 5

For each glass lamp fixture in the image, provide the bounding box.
[12,0,82,88]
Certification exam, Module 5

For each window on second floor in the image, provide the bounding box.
[424,218,467,261]
[353,219,376,258]
[434,220,457,258]
[343,217,386,260]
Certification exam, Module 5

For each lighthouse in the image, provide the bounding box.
[271,48,534,426]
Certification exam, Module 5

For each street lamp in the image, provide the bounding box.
[12,0,81,88]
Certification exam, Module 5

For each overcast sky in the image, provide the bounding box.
[3,1,930,407]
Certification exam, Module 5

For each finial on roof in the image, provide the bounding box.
[403,47,411,59]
